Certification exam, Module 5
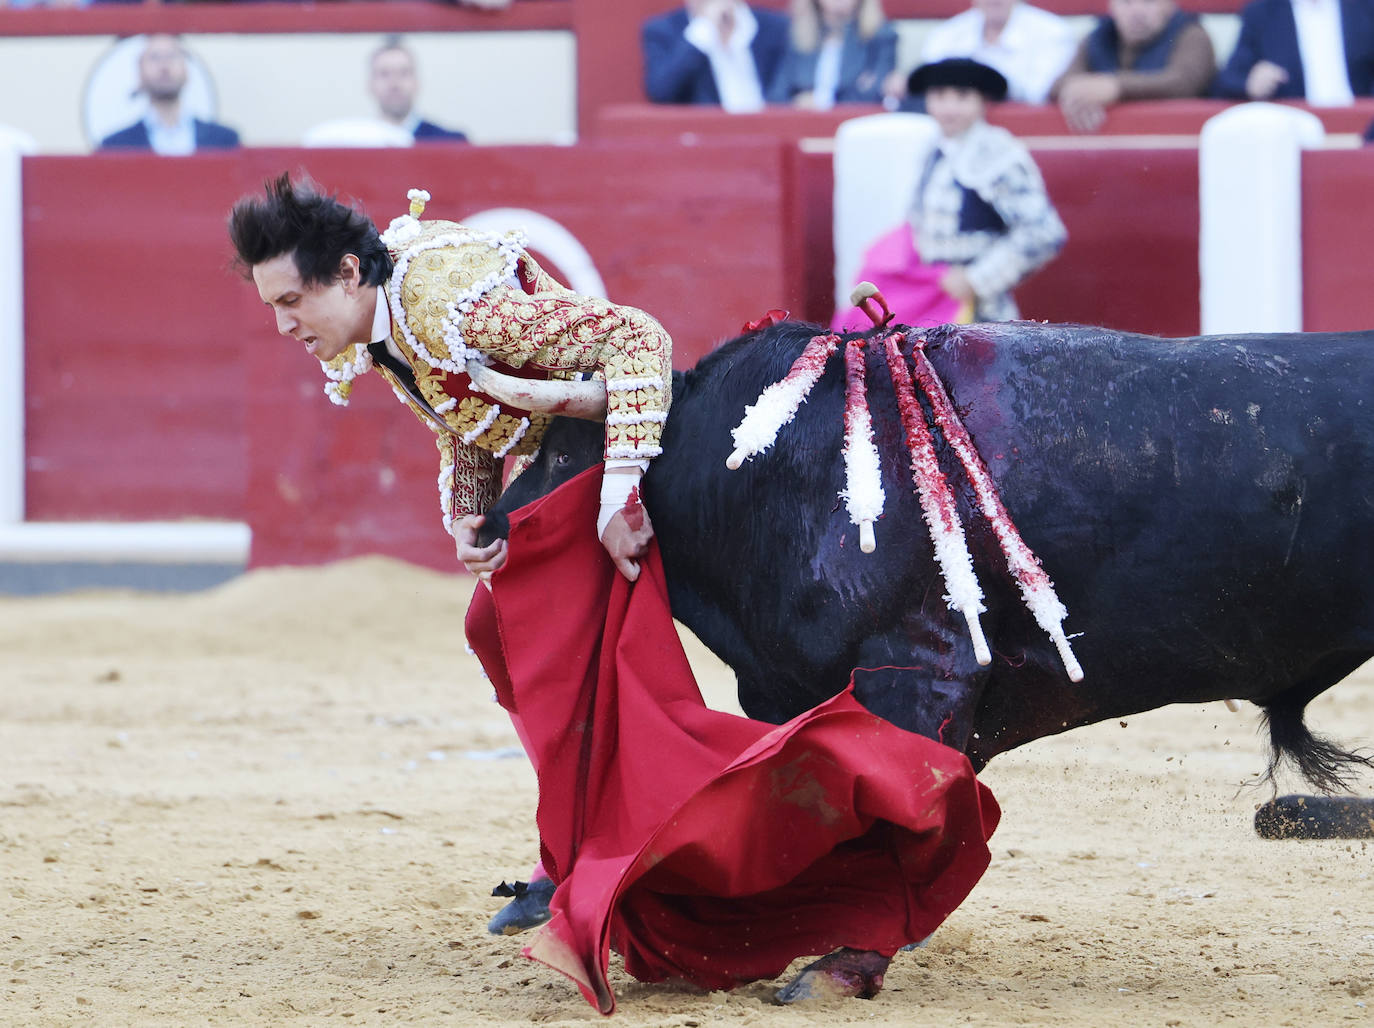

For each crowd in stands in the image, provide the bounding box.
[643,0,1374,134]
[10,0,1372,149]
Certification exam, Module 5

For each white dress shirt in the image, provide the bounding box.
[811,35,845,109]
[143,109,196,156]
[920,2,1079,104]
[1291,0,1354,105]
[684,2,766,113]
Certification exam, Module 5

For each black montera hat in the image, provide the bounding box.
[907,58,1009,101]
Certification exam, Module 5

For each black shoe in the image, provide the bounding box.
[486,878,555,936]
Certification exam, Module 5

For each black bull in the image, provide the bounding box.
[481,319,1374,793]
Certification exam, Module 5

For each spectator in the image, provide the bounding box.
[917,0,1079,105]
[98,34,239,154]
[843,58,1065,326]
[642,1,791,110]
[369,37,469,143]
[1050,0,1215,133]
[1212,0,1374,104]
[862,59,1066,321]
[767,0,898,108]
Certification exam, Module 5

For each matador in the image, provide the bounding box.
[254,184,673,580]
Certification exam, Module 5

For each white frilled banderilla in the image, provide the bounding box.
[725,285,1084,683]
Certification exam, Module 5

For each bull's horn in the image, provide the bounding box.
[466,360,608,420]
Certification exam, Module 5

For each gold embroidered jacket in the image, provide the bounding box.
[323,220,672,533]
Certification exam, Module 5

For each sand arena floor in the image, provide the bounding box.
[2,555,1371,1026]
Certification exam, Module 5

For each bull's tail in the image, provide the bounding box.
[1260,695,1374,793]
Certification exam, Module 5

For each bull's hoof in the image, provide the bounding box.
[486,878,555,936]
[774,948,889,1004]
[1255,795,1374,840]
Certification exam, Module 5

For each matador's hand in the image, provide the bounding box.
[601,505,655,582]
[455,513,507,584]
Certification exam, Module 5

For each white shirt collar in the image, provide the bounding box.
[372,286,406,361]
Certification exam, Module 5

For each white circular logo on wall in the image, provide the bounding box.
[82,35,219,148]
[461,208,607,299]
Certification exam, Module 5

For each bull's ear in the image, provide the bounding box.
[466,361,608,421]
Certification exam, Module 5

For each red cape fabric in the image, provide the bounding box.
[464,467,1000,1014]
[831,224,971,333]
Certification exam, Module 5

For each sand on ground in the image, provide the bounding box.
[2,556,1371,1027]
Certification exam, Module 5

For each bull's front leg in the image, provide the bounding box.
[775,947,890,1003]
[848,616,993,751]
[774,623,989,1005]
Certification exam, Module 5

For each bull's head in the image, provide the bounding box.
[471,362,609,546]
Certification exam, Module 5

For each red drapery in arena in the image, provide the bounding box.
[465,468,1000,1014]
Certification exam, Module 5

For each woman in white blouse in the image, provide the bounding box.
[767,0,899,108]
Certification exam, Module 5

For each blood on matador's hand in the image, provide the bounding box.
[600,490,654,582]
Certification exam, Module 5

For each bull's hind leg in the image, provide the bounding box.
[775,948,890,1003]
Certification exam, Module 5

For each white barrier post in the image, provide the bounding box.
[0,133,25,526]
[1199,103,1325,335]
[832,112,939,316]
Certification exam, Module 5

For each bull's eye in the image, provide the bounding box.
[556,453,571,467]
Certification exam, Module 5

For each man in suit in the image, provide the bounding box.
[98,34,240,154]
[1213,0,1374,103]
[370,37,470,143]
[642,1,791,110]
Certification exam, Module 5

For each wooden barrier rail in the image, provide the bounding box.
[594,99,1374,143]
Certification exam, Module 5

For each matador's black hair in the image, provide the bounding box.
[227,172,394,288]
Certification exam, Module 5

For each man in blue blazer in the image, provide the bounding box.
[1213,0,1374,101]
[98,34,240,154]
[370,38,470,144]
[642,1,791,109]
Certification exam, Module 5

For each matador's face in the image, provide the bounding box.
[252,252,373,363]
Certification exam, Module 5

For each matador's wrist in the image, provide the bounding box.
[598,461,648,538]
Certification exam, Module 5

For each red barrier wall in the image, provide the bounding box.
[20,138,1369,568]
[792,145,1201,335]
[22,143,797,565]
[1302,148,1374,333]
[1022,148,1201,336]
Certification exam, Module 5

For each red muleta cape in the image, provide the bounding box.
[464,467,1000,1014]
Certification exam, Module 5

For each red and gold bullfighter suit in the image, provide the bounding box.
[316,189,671,535]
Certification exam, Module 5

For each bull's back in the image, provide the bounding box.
[935,323,1374,736]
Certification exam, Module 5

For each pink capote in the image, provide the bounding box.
[464,467,1000,1014]
[832,224,973,332]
